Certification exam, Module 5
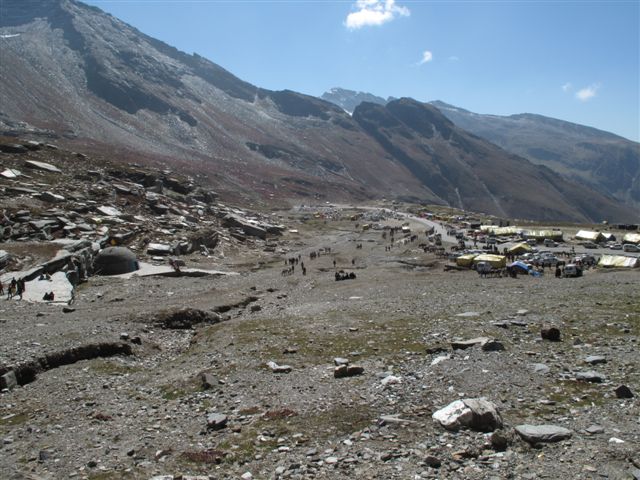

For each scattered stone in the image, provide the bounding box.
[0,143,28,153]
[424,455,442,468]
[481,340,505,351]
[0,370,18,390]
[514,425,573,444]
[540,325,561,341]
[334,365,364,378]
[456,311,480,317]
[199,373,218,390]
[614,385,634,398]
[451,337,490,350]
[39,191,65,203]
[575,370,605,383]
[380,375,402,386]
[241,472,253,480]
[96,205,122,216]
[62,307,76,313]
[147,243,173,256]
[206,413,228,431]
[250,304,261,312]
[531,363,550,375]
[267,361,292,374]
[584,355,607,365]
[489,430,511,450]
[516,309,529,316]
[432,398,503,432]
[584,425,605,435]
[430,355,450,366]
[283,347,298,354]
[334,357,349,366]
[25,160,61,173]
[378,415,417,426]
[510,320,528,327]
[609,437,625,444]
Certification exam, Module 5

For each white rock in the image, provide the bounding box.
[381,375,402,386]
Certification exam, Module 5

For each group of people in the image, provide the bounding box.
[0,277,26,300]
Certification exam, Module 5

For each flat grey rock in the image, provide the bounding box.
[584,355,606,365]
[25,160,61,173]
[515,424,572,443]
[451,337,490,350]
[531,363,550,375]
[206,413,227,430]
[576,370,605,383]
[584,424,604,435]
[266,361,292,373]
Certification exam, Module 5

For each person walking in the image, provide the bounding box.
[16,278,25,300]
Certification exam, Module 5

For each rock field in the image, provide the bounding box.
[1,141,639,480]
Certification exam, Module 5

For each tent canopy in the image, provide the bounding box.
[623,233,640,244]
[456,254,477,267]
[508,242,532,254]
[598,255,639,268]
[509,261,531,272]
[523,229,563,240]
[575,230,604,242]
[473,254,506,268]
[480,226,521,236]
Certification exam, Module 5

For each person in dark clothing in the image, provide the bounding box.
[16,278,25,300]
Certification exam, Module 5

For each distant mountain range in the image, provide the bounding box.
[0,0,637,222]
[322,90,640,211]
[321,88,392,114]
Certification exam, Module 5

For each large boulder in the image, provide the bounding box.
[222,214,267,239]
[433,398,503,432]
[93,247,139,275]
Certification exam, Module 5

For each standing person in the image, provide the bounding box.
[16,278,25,300]
[8,277,16,300]
[0,279,4,296]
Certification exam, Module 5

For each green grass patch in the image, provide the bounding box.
[0,412,29,427]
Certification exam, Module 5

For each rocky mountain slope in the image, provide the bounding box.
[0,0,637,222]
[430,101,640,210]
[321,91,640,213]
[352,99,638,222]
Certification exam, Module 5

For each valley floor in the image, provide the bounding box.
[1,209,638,480]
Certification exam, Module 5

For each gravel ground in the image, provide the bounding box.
[1,210,638,480]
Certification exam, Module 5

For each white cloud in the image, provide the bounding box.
[575,83,600,101]
[448,56,459,62]
[561,82,572,92]
[419,50,433,65]
[345,0,410,30]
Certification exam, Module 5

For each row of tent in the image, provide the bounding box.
[479,226,563,240]
[575,230,640,244]
[455,252,638,269]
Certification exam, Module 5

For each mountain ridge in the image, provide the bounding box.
[1,0,637,222]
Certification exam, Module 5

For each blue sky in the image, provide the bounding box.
[84,0,639,141]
